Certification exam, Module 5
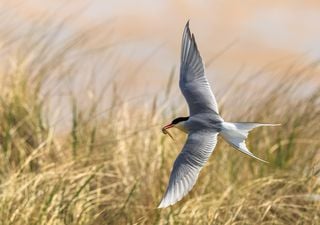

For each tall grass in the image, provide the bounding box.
[0,17,319,225]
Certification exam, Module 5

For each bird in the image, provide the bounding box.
[158,21,280,208]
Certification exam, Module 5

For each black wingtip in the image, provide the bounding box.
[186,20,190,27]
[185,21,192,37]
[184,20,190,34]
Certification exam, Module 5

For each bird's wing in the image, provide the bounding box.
[158,130,218,208]
[179,21,219,116]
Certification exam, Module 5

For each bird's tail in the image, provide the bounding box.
[220,122,280,163]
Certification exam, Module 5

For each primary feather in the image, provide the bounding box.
[159,21,280,208]
[179,21,219,115]
[158,131,217,208]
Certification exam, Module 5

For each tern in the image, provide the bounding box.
[159,21,280,208]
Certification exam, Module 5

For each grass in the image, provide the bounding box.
[0,17,319,225]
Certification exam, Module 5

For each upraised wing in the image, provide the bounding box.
[179,21,219,116]
[158,131,217,208]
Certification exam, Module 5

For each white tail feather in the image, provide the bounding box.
[220,122,280,163]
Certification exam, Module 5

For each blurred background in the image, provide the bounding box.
[0,1,319,224]
[2,0,320,129]
[3,0,320,97]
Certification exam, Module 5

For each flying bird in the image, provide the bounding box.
[159,21,280,208]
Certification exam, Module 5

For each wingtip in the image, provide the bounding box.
[186,19,190,27]
[248,153,269,163]
[184,20,191,34]
[260,158,270,164]
[157,200,169,209]
[185,20,192,36]
[262,123,282,127]
[250,153,269,164]
[183,20,199,53]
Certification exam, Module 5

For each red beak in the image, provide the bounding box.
[162,123,175,140]
[162,124,174,130]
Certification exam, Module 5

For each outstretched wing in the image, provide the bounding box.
[158,131,218,208]
[179,21,219,116]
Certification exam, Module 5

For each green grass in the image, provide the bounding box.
[0,18,319,225]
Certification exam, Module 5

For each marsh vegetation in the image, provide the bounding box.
[0,16,319,225]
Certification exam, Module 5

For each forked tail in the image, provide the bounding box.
[220,122,281,163]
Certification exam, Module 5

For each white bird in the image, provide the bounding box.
[159,21,280,208]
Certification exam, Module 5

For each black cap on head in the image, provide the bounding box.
[171,117,189,125]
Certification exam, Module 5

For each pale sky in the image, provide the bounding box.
[1,0,320,99]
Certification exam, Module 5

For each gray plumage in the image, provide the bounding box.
[158,22,280,208]
[179,21,219,116]
[158,131,217,208]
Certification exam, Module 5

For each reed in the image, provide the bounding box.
[0,17,318,225]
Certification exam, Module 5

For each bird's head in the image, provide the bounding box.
[162,117,189,138]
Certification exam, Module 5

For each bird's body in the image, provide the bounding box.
[184,113,223,132]
[159,21,280,208]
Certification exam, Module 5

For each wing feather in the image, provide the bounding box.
[158,131,217,208]
[180,22,219,115]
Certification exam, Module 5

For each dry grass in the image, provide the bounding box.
[0,17,319,225]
